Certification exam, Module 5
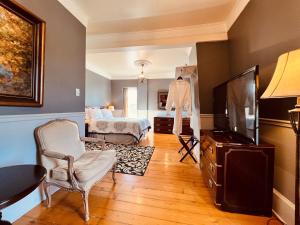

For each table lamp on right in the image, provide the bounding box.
[261,49,300,225]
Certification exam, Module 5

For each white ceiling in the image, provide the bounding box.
[86,46,192,80]
[58,0,249,80]
[72,0,234,23]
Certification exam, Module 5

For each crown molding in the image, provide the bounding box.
[57,0,88,27]
[86,23,228,50]
[58,0,250,39]
[225,0,250,30]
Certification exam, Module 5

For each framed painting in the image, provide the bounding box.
[157,90,168,110]
[0,0,45,107]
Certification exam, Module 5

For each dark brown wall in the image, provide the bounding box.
[0,0,86,115]
[197,41,230,114]
[228,0,300,120]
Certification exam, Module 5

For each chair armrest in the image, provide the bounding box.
[80,137,105,146]
[42,150,78,189]
[42,150,70,160]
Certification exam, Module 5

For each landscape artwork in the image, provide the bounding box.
[0,5,33,97]
[0,0,45,106]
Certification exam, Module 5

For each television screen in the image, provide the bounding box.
[227,67,258,143]
[213,82,228,130]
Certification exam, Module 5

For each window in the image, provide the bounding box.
[123,87,137,118]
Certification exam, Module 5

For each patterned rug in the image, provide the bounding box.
[85,142,155,176]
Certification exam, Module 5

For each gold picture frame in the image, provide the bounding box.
[0,0,45,107]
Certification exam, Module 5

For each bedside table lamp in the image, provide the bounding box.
[108,105,115,111]
[261,49,300,225]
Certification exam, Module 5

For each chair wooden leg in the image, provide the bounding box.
[43,181,51,208]
[112,163,116,184]
[81,190,90,221]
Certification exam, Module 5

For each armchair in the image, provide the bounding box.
[34,119,117,221]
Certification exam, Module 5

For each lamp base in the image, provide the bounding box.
[289,108,300,225]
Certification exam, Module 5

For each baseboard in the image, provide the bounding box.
[273,188,295,225]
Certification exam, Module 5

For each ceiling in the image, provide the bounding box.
[58,0,250,80]
[86,46,192,80]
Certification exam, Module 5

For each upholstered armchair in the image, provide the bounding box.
[34,119,117,221]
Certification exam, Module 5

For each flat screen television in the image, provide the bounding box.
[213,82,228,130]
[213,66,259,144]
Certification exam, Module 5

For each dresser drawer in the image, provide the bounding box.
[154,117,173,122]
[201,139,217,162]
[155,121,173,127]
[201,160,222,206]
[200,151,222,184]
[154,127,172,134]
[182,118,190,125]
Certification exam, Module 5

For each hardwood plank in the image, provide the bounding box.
[14,133,281,225]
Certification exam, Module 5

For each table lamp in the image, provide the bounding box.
[108,105,115,111]
[261,48,300,225]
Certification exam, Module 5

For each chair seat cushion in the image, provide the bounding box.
[51,150,116,182]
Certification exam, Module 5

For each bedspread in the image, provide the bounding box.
[88,117,151,140]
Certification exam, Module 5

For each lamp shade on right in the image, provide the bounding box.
[261,49,300,99]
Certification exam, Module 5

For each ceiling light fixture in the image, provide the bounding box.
[134,59,151,83]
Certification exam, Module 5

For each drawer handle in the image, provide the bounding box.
[208,179,213,189]
[210,163,215,174]
[208,146,213,154]
[168,124,171,127]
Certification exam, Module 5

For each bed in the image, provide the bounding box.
[85,108,151,144]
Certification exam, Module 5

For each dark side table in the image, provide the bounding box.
[0,165,46,225]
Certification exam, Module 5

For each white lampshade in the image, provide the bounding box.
[108,105,115,111]
[261,49,300,99]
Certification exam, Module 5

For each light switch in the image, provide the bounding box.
[76,88,80,96]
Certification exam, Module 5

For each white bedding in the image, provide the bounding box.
[88,117,151,141]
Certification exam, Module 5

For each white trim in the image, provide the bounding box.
[260,118,292,128]
[0,112,85,123]
[225,0,250,30]
[57,0,88,27]
[273,188,294,225]
[200,114,214,118]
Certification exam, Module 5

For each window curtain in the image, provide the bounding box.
[123,88,128,117]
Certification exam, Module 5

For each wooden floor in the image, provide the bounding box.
[15,133,281,225]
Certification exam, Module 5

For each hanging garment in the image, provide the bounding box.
[166,80,192,135]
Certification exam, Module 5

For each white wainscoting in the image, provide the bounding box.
[0,112,85,223]
[260,118,295,225]
[273,188,295,225]
[200,114,214,130]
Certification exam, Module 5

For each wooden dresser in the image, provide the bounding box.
[200,130,274,216]
[154,117,193,135]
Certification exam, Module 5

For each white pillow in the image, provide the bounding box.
[88,108,103,120]
[101,109,113,119]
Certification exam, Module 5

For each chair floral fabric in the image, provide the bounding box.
[35,119,117,221]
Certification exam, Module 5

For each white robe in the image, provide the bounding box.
[165,80,192,135]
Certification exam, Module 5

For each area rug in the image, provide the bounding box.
[85,142,155,176]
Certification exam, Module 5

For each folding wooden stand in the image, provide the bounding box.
[178,135,199,163]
